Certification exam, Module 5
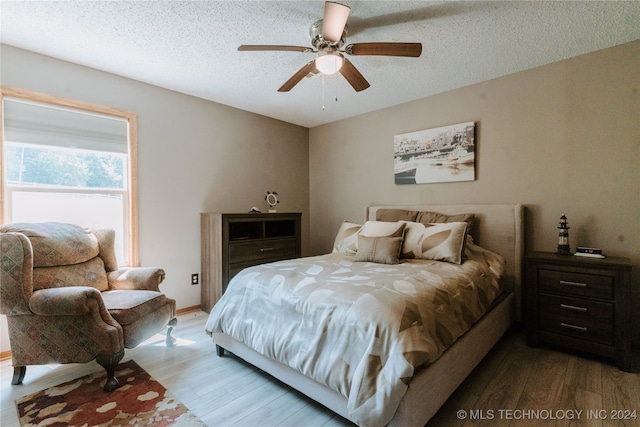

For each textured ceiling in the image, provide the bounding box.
[1,1,639,128]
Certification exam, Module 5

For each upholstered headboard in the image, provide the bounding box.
[366,204,524,320]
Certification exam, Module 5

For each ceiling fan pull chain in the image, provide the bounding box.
[322,74,326,110]
[335,74,339,103]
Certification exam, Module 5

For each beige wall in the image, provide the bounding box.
[0,45,310,352]
[309,39,639,350]
[309,40,639,297]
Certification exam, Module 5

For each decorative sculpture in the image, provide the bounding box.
[557,214,571,255]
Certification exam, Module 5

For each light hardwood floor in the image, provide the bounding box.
[1,311,639,427]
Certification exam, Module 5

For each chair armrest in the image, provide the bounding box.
[29,286,109,316]
[0,232,34,315]
[107,267,165,291]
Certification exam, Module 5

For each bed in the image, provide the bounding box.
[205,204,524,427]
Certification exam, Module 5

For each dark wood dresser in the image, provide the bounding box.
[200,212,301,313]
[524,251,635,371]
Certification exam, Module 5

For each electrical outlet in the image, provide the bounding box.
[191,273,199,285]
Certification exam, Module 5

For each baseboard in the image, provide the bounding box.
[176,305,202,315]
[0,350,11,362]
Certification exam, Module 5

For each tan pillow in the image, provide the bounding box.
[375,209,419,222]
[354,235,404,264]
[360,221,406,238]
[416,211,475,236]
[401,221,468,264]
[332,221,362,254]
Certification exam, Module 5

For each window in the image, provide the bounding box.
[1,86,139,266]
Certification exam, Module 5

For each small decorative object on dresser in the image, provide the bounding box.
[265,191,280,212]
[525,251,636,372]
[200,212,301,312]
[556,214,571,255]
[574,246,605,258]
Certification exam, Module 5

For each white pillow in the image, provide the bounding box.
[360,221,406,238]
[400,221,468,264]
[332,221,362,254]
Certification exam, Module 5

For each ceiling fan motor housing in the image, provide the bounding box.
[310,19,347,51]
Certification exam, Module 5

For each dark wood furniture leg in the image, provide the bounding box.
[96,349,125,392]
[11,366,26,385]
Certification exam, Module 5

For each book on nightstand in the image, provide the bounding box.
[574,246,605,258]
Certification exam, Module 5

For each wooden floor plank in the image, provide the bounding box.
[565,353,604,396]
[467,341,541,427]
[231,386,328,427]
[199,379,289,426]
[555,384,603,427]
[516,350,569,409]
[2,311,638,427]
[601,363,640,427]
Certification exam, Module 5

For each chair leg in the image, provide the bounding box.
[11,366,26,385]
[96,349,125,392]
[166,317,177,347]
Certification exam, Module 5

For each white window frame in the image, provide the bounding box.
[0,86,140,267]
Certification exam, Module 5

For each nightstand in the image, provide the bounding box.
[524,251,636,372]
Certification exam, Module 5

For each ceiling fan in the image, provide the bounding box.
[238,1,422,93]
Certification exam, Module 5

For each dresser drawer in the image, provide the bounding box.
[538,293,613,345]
[229,238,298,263]
[538,269,612,300]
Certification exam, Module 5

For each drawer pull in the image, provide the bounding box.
[560,304,587,313]
[260,247,274,252]
[561,322,587,332]
[560,280,587,288]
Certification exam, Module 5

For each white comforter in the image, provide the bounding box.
[205,242,505,427]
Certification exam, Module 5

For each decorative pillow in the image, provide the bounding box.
[401,221,468,264]
[375,209,419,222]
[360,221,406,238]
[415,211,475,237]
[332,221,362,254]
[354,235,404,264]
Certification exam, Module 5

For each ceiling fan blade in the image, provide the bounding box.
[322,2,350,43]
[339,58,370,92]
[278,61,318,92]
[238,45,313,53]
[345,42,422,57]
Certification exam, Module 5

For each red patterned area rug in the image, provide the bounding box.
[15,360,206,426]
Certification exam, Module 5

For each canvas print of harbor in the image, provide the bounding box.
[394,121,475,185]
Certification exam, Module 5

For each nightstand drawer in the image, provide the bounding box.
[538,293,613,345]
[538,269,612,300]
[229,238,298,263]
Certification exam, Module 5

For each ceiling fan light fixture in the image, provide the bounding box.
[315,52,344,75]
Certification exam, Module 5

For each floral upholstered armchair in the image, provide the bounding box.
[0,222,177,391]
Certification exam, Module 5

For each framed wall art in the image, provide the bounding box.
[394,121,475,185]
